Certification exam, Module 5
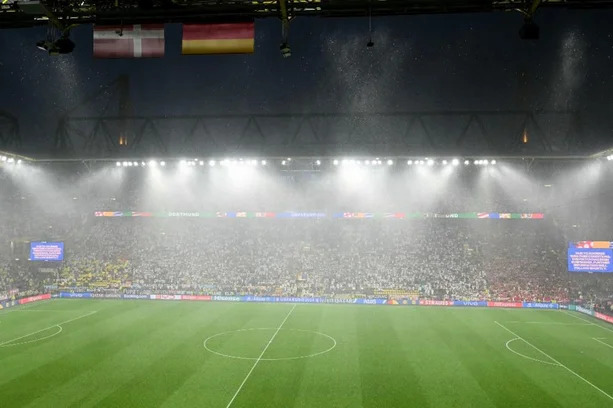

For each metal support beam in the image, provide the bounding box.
[52,109,582,158]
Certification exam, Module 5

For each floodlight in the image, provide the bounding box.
[464,160,470,165]
[491,160,497,165]
[387,159,393,165]
[315,160,321,166]
[261,160,267,166]
[407,160,413,165]
[116,162,121,167]
[452,159,459,166]
[333,160,339,166]
[427,159,434,166]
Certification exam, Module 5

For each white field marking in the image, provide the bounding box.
[505,321,592,326]
[0,325,63,347]
[495,321,613,401]
[505,338,560,366]
[563,311,613,334]
[592,338,613,350]
[204,328,336,361]
[225,304,297,408]
[0,310,98,347]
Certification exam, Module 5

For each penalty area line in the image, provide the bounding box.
[592,338,613,350]
[225,304,297,408]
[495,321,613,402]
[0,310,98,347]
[563,311,613,334]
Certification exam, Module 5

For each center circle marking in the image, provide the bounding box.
[203,328,337,361]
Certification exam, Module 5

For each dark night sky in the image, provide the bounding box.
[0,9,612,152]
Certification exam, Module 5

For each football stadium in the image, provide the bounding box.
[2,1,613,407]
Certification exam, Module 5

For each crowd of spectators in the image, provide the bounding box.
[1,164,612,307]
[0,215,593,303]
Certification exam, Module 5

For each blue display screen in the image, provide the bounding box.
[29,242,64,261]
[568,248,613,273]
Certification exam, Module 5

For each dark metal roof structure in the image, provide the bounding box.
[2,0,613,29]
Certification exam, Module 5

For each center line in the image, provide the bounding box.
[495,321,613,401]
[226,304,297,408]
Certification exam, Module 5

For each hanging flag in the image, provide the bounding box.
[182,22,254,55]
[93,24,165,58]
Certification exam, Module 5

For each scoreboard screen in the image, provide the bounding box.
[568,241,613,273]
[29,242,64,262]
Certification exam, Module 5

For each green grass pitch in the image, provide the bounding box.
[1,299,613,407]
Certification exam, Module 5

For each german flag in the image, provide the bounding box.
[182,22,254,55]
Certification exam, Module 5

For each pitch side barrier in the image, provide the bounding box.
[571,304,613,325]
[0,293,52,310]
[7,293,613,326]
[54,292,563,309]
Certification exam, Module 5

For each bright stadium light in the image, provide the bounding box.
[474,160,479,165]
[315,160,321,166]
[17,159,22,164]
[122,161,128,167]
[464,160,470,165]
[7,157,14,163]
[333,159,339,166]
[133,161,139,167]
[282,160,287,166]
[1,156,6,161]
[261,160,267,166]
[491,159,497,165]
[149,160,157,167]
[452,159,459,166]
[427,159,434,166]
[483,160,489,166]
[160,161,166,167]
[141,161,146,167]
[208,160,216,167]
[442,160,448,165]
[116,161,121,167]
[199,160,204,166]
[387,159,393,166]
[407,160,413,165]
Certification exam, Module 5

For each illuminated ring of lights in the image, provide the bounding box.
[203,328,337,361]
[0,325,63,347]
[504,338,560,366]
